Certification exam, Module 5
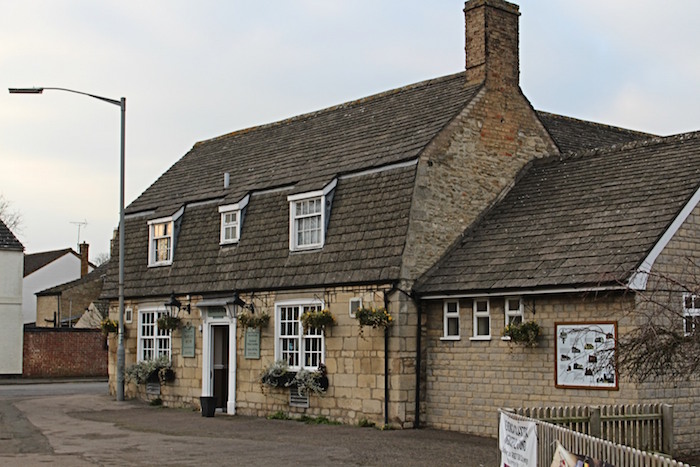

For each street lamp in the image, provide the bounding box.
[9,86,127,402]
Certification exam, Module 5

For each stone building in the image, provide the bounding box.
[101,0,699,456]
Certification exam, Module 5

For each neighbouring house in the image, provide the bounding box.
[35,261,109,328]
[101,0,699,457]
[0,218,24,376]
[23,243,94,325]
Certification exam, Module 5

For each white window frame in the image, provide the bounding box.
[218,196,249,245]
[683,293,700,336]
[125,307,133,324]
[137,307,171,362]
[471,298,491,340]
[287,180,336,252]
[274,299,325,371]
[441,300,460,340]
[349,297,362,318]
[502,296,524,339]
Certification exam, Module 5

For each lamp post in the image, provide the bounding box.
[9,86,127,401]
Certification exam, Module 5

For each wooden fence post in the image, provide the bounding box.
[590,406,601,438]
[662,404,673,456]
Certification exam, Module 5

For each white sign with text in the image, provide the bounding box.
[499,412,537,467]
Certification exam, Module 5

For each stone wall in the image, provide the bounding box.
[422,287,699,457]
[23,327,107,377]
[633,202,700,456]
[422,293,637,434]
[402,85,557,282]
[108,284,418,428]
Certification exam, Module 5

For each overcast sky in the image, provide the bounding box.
[2,1,699,260]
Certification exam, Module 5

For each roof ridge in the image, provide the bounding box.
[536,110,655,139]
[195,72,471,146]
[552,130,700,163]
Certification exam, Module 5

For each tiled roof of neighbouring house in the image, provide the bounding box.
[24,248,76,277]
[36,261,109,296]
[415,132,700,295]
[0,218,23,252]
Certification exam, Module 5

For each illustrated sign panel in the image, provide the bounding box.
[555,321,617,389]
[181,324,196,358]
[244,328,260,359]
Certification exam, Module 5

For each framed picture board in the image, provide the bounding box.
[555,321,618,390]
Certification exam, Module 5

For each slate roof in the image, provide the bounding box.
[537,112,654,154]
[102,71,652,300]
[0,218,23,252]
[415,132,700,295]
[24,248,77,277]
[126,73,483,217]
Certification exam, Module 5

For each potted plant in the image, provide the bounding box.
[261,359,296,388]
[292,363,329,396]
[100,318,118,335]
[157,314,181,332]
[125,355,175,385]
[300,308,336,333]
[238,311,270,330]
[355,306,393,336]
[503,320,541,347]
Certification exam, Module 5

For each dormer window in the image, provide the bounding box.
[221,210,239,243]
[147,207,183,267]
[291,197,323,249]
[218,195,249,245]
[288,179,336,252]
[148,219,173,266]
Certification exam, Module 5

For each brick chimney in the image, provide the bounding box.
[79,242,89,277]
[464,0,520,88]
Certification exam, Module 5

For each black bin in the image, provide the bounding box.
[200,396,216,417]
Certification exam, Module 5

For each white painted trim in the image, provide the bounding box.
[628,185,700,290]
[218,194,250,213]
[287,190,324,202]
[200,303,237,415]
[420,285,627,300]
[340,159,418,180]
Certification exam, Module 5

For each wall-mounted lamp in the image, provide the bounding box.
[232,291,255,313]
[165,292,190,316]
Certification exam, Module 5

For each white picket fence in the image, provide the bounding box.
[500,409,692,467]
[509,404,672,455]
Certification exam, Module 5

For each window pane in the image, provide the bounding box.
[477,316,489,336]
[476,300,488,313]
[447,317,459,336]
[507,299,520,312]
[508,315,522,325]
[447,302,458,313]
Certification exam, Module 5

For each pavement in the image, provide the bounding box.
[0,381,501,466]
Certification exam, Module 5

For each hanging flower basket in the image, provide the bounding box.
[100,318,118,335]
[300,308,336,333]
[503,320,541,347]
[238,311,270,330]
[355,306,392,336]
[157,315,181,332]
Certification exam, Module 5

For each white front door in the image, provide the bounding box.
[200,304,237,415]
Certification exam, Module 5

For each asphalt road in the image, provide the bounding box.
[0,381,501,466]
